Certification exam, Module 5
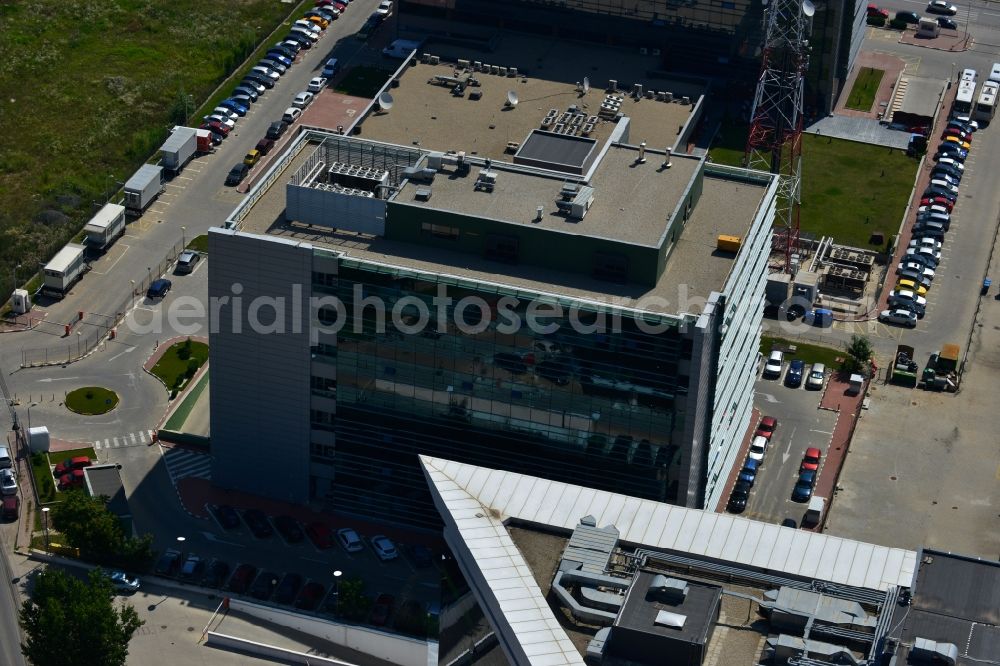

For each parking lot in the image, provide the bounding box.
[728,356,839,526]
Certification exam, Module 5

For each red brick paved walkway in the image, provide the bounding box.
[899,28,970,52]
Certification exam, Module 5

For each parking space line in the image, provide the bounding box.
[809,429,832,435]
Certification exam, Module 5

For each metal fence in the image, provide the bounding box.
[20,240,185,368]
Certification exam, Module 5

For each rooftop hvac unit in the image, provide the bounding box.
[639,47,648,55]
[582,123,595,136]
[554,123,565,133]
[429,55,440,65]
[681,96,691,105]
[652,48,661,56]
[490,65,500,75]
[633,83,643,97]
[473,60,482,70]
[499,66,508,76]
[510,67,517,77]
[608,79,617,91]
[421,53,431,63]
[458,59,470,68]
[645,90,655,99]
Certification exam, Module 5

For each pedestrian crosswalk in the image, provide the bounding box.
[162,446,212,483]
[93,430,155,450]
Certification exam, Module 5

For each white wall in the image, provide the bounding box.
[229,598,438,666]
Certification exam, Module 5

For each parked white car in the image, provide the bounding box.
[251,65,280,80]
[748,436,768,463]
[908,237,942,251]
[763,350,784,378]
[806,363,826,390]
[307,76,328,93]
[212,107,239,121]
[292,91,314,109]
[204,114,236,130]
[879,308,918,328]
[336,527,364,552]
[371,535,398,561]
[282,107,302,124]
[376,0,393,16]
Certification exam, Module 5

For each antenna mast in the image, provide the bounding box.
[745,0,812,272]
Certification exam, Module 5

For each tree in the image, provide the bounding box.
[50,491,154,570]
[337,577,372,621]
[842,334,874,377]
[21,568,143,666]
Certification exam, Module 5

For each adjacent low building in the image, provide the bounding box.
[209,45,777,527]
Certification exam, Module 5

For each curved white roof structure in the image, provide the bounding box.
[421,455,918,666]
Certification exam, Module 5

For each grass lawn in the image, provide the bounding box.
[800,134,916,248]
[151,339,209,390]
[845,68,885,112]
[164,370,209,431]
[335,66,394,98]
[31,446,97,508]
[0,0,311,301]
[708,118,749,167]
[65,387,119,415]
[186,234,209,254]
[762,336,845,369]
[30,453,57,505]
[48,447,98,468]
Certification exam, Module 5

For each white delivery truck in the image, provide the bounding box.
[42,243,88,297]
[124,164,165,216]
[160,126,198,172]
[382,38,422,59]
[83,202,126,251]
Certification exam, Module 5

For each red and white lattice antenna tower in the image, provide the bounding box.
[745,0,813,272]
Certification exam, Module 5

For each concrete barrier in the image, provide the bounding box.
[230,598,438,666]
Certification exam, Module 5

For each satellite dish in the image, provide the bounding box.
[505,90,519,107]
[378,92,394,111]
[583,77,590,94]
[802,0,815,16]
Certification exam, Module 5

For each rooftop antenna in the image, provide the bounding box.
[583,77,590,94]
[637,140,647,164]
[505,90,519,108]
[662,146,673,169]
[378,92,394,112]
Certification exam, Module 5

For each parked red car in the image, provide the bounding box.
[53,456,92,478]
[800,447,822,472]
[755,416,777,440]
[199,121,230,137]
[370,594,395,627]
[866,3,889,18]
[919,196,953,211]
[295,581,326,610]
[58,469,85,491]
[306,522,334,549]
[2,495,19,520]
[228,564,258,594]
[942,127,972,142]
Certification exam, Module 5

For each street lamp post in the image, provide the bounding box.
[12,263,20,291]
[130,280,136,309]
[181,226,186,248]
[27,401,38,431]
[333,570,342,616]
[76,331,82,358]
[42,507,50,552]
[146,266,152,291]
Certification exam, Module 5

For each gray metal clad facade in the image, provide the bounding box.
[208,229,313,502]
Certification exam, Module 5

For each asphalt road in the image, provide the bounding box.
[741,369,839,525]
[877,0,1000,33]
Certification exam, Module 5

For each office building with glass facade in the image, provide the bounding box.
[209,55,777,528]
[396,0,866,114]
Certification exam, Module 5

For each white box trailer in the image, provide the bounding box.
[124,164,164,215]
[160,126,197,172]
[83,202,126,251]
[42,243,88,295]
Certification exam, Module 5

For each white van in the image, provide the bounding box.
[990,63,1000,84]
[382,39,421,59]
[0,447,11,470]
